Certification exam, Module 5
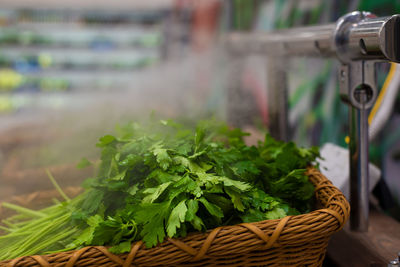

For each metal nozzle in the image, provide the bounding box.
[334,11,400,63]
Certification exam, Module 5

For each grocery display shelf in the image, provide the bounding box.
[0,47,159,70]
[2,70,154,92]
[0,5,169,96]
[0,0,173,10]
[0,24,162,48]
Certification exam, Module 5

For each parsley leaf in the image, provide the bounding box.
[68,118,319,250]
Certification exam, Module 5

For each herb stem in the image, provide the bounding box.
[2,202,46,218]
[46,169,71,202]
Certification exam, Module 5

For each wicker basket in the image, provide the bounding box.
[0,168,349,267]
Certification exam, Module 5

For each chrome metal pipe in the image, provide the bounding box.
[335,13,400,62]
[335,12,380,232]
[339,59,376,231]
[266,57,289,141]
[226,24,335,57]
[226,13,400,63]
[348,90,370,231]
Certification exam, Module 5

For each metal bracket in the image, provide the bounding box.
[338,60,377,231]
[339,61,377,109]
[335,12,380,232]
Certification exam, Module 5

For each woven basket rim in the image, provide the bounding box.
[0,167,350,266]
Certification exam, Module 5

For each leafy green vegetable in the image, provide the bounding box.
[166,200,188,237]
[0,118,319,259]
[76,157,92,169]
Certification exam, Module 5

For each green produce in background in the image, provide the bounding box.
[0,118,319,259]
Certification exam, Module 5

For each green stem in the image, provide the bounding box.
[11,221,32,227]
[23,227,77,257]
[0,225,12,232]
[3,213,29,222]
[2,202,46,218]
[0,232,30,239]
[1,220,18,229]
[46,169,71,202]
[4,212,61,233]
[7,214,70,258]
[52,198,61,205]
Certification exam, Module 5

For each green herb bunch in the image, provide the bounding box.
[0,119,319,259]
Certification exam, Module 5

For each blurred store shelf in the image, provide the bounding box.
[0,0,173,11]
[0,3,174,111]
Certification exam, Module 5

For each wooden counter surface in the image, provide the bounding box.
[325,209,400,267]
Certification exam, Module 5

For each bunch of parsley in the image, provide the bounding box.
[0,119,319,258]
[69,119,319,252]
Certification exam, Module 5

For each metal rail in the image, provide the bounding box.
[225,11,400,232]
[226,12,400,61]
